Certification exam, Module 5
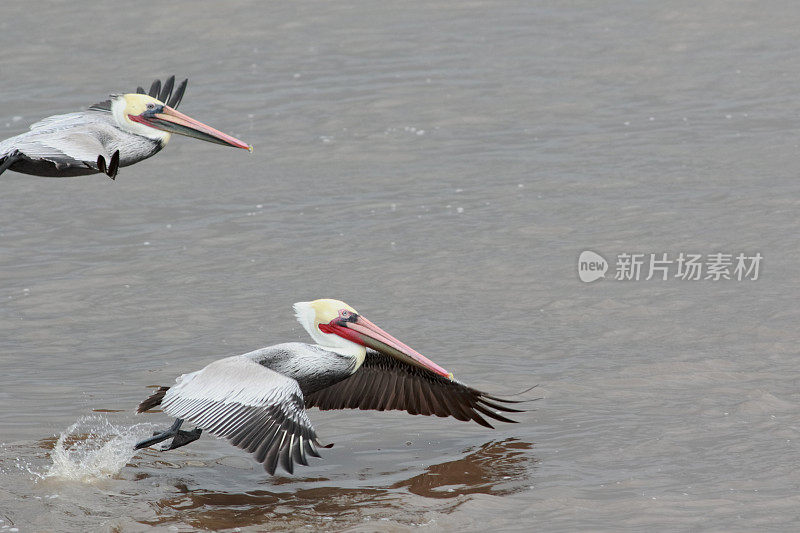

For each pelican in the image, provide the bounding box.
[135,299,526,475]
[0,76,251,180]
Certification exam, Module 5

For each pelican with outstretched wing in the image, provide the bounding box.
[0,76,251,180]
[135,299,528,475]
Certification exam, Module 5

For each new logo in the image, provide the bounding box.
[578,250,608,283]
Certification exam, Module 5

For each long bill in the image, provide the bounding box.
[322,315,454,379]
[141,106,252,150]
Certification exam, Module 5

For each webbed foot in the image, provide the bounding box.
[134,418,183,450]
[161,428,202,451]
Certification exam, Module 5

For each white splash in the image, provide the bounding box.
[44,415,154,483]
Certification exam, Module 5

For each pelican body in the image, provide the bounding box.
[135,299,525,475]
[0,76,251,180]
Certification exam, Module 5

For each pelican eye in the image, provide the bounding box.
[146,103,156,110]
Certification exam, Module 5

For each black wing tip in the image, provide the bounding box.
[257,437,331,475]
[480,398,527,414]
[280,450,294,475]
[137,386,170,413]
[475,404,519,425]
[148,79,161,98]
[128,77,188,108]
[484,385,541,404]
[474,389,540,423]
[158,76,175,103]
[464,385,540,427]
[88,99,112,112]
[168,78,188,108]
[0,151,22,176]
[473,415,496,429]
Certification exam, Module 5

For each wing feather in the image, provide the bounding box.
[304,438,321,458]
[168,79,188,109]
[304,350,524,428]
[438,386,472,422]
[88,76,186,111]
[254,423,282,463]
[0,112,116,171]
[159,76,175,104]
[406,372,422,415]
[427,386,453,418]
[297,438,308,466]
[377,372,396,411]
[161,356,325,475]
[148,79,161,98]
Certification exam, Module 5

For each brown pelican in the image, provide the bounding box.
[0,76,251,180]
[135,299,526,475]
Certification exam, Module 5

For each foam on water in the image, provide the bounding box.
[44,415,154,483]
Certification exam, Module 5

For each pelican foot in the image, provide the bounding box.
[134,418,183,450]
[96,150,120,180]
[108,150,120,179]
[161,428,202,451]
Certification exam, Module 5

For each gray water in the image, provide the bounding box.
[1,1,799,531]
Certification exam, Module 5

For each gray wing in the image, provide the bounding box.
[305,349,525,428]
[160,356,327,475]
[0,112,114,172]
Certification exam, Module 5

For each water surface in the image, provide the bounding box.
[1,1,799,531]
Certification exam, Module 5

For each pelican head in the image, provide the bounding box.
[110,93,251,150]
[293,299,453,378]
